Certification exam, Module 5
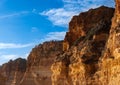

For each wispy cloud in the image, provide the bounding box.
[0,11,29,19]
[0,54,18,60]
[40,8,78,26]
[0,43,33,49]
[0,53,28,65]
[40,0,115,27]
[41,31,66,42]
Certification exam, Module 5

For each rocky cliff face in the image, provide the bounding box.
[0,58,26,85]
[97,0,120,85]
[51,6,115,85]
[0,74,6,85]
[63,6,114,50]
[1,0,120,85]
[19,41,63,85]
[0,41,63,85]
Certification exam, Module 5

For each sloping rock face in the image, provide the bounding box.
[51,6,115,85]
[0,58,26,85]
[20,41,63,85]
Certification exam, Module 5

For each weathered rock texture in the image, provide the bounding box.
[97,0,120,85]
[0,58,26,85]
[19,41,63,85]
[0,41,63,85]
[64,6,114,49]
[51,6,115,85]
[1,0,120,85]
[0,74,6,85]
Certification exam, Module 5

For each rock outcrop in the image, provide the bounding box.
[0,58,27,85]
[51,6,115,85]
[19,41,63,85]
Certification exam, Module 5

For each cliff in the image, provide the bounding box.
[1,0,120,85]
[51,6,115,85]
[0,41,63,85]
[51,0,120,85]
[63,6,114,50]
[0,58,26,85]
[19,41,63,85]
[96,0,120,84]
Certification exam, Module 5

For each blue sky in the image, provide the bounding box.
[0,0,115,65]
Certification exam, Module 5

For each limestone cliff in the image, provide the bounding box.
[0,58,26,85]
[19,41,63,85]
[51,6,115,85]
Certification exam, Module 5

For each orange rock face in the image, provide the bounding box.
[64,6,114,47]
[97,0,120,85]
[116,0,120,15]
[20,41,63,85]
[2,0,120,85]
[0,58,27,85]
[51,6,115,85]
[0,41,63,85]
[0,74,6,85]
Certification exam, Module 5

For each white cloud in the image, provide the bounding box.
[40,0,115,27]
[0,43,33,49]
[1,54,18,60]
[0,11,29,19]
[0,54,18,65]
[41,31,66,42]
[40,8,78,26]
[0,53,28,65]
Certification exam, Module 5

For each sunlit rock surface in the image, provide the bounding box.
[20,41,63,85]
[1,0,120,85]
[51,6,115,85]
